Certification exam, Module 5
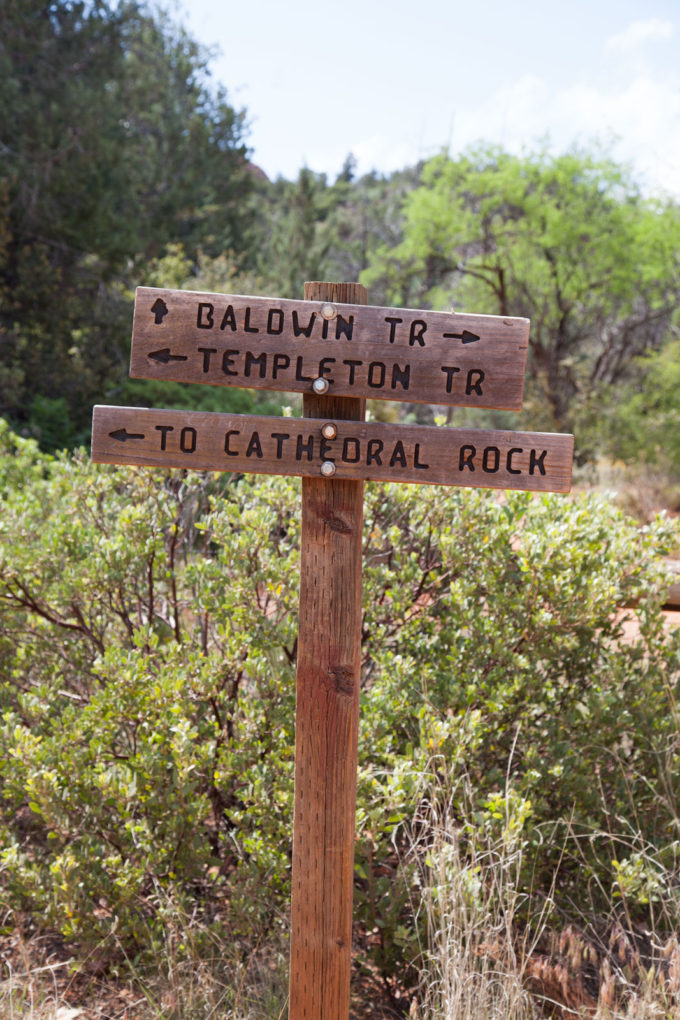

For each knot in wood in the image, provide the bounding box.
[321,509,353,535]
[325,666,355,698]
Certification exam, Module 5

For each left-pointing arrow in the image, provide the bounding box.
[148,348,189,364]
[109,428,145,442]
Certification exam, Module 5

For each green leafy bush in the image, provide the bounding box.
[0,420,678,987]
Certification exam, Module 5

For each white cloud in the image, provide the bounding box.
[605,18,674,53]
[447,67,680,197]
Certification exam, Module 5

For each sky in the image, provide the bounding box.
[176,0,679,195]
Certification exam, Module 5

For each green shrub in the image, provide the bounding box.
[0,419,678,986]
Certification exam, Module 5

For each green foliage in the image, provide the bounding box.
[362,146,680,430]
[0,425,300,949]
[0,0,254,445]
[249,159,422,300]
[599,338,680,483]
[0,424,678,986]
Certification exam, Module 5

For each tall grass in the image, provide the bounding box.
[410,757,680,1020]
[409,761,544,1020]
[0,903,289,1020]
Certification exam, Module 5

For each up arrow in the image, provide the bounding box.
[109,428,145,442]
[148,348,188,364]
[151,297,169,324]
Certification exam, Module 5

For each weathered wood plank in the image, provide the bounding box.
[129,285,530,410]
[91,405,574,494]
[288,281,367,1020]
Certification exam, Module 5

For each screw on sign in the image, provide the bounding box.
[91,280,573,1020]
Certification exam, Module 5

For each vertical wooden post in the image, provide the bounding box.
[288,281,367,1020]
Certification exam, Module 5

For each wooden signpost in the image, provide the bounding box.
[92,280,574,1020]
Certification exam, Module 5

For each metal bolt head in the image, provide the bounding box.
[321,422,337,440]
[312,376,330,395]
[321,303,336,320]
[320,460,336,477]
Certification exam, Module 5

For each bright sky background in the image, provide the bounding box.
[176,0,679,195]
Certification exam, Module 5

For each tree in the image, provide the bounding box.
[362,146,680,429]
[601,338,680,484]
[251,158,424,300]
[0,0,254,446]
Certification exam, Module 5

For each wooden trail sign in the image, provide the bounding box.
[92,278,574,1020]
[130,285,530,410]
[92,405,574,494]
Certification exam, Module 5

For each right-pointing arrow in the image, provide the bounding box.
[443,329,480,344]
[109,428,145,442]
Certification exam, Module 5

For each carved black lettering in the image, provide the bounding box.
[244,351,267,378]
[389,441,407,468]
[321,317,329,340]
[414,443,429,469]
[529,449,547,475]
[220,305,236,331]
[320,438,334,460]
[243,307,259,333]
[271,432,291,458]
[197,302,214,329]
[384,316,403,343]
[222,350,239,376]
[368,362,386,388]
[319,357,336,380]
[198,347,217,373]
[224,430,240,456]
[342,438,360,463]
[459,445,476,471]
[366,439,383,465]
[482,446,500,473]
[180,427,197,453]
[295,357,313,383]
[409,320,427,347]
[391,363,410,390]
[343,359,362,385]
[246,432,263,458]
[292,311,316,338]
[441,366,461,393]
[335,315,354,340]
[155,424,174,450]
[465,369,485,396]
[267,308,284,335]
[507,447,523,474]
[296,434,314,461]
[272,353,290,379]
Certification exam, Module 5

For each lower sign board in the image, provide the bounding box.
[129,287,530,411]
[92,405,574,494]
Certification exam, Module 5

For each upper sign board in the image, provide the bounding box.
[130,287,530,410]
[92,405,573,494]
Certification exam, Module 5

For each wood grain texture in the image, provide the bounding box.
[129,285,529,409]
[91,406,574,494]
[288,282,367,1020]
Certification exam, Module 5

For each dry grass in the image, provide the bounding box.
[408,759,680,1020]
[0,908,289,1020]
[408,763,545,1020]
